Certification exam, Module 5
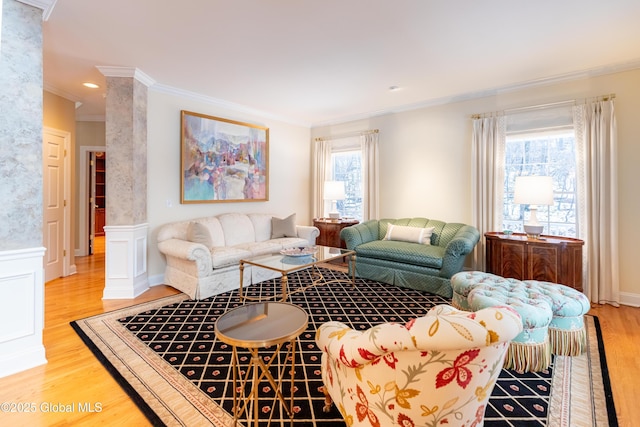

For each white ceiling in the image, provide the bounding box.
[41,0,640,126]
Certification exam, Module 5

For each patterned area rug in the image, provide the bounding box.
[71,268,617,426]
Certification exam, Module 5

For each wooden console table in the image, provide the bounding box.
[484,232,584,292]
[313,218,359,249]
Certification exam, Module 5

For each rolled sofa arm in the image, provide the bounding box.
[157,238,213,277]
[340,220,380,250]
[440,225,480,278]
[296,225,320,245]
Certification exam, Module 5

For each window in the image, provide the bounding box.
[314,131,378,221]
[331,150,363,221]
[502,129,578,237]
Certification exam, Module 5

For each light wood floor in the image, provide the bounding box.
[0,240,637,426]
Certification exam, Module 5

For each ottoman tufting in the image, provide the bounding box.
[467,282,553,373]
[451,271,524,311]
[523,280,590,356]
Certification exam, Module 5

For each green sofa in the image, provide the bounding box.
[340,218,480,298]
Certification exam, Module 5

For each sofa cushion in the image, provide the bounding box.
[384,224,434,245]
[218,213,256,246]
[356,240,444,269]
[271,213,297,238]
[210,247,252,269]
[196,217,226,247]
[187,222,213,247]
[248,213,276,242]
[272,237,310,248]
[233,241,283,257]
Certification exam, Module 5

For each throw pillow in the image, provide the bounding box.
[271,213,297,238]
[384,224,435,245]
[187,222,212,248]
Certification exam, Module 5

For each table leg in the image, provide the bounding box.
[239,262,245,302]
[288,338,297,422]
[251,352,260,426]
[281,274,288,302]
[350,254,356,286]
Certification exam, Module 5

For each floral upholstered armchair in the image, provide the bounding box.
[315,304,522,427]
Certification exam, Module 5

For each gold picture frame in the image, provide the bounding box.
[180,110,269,203]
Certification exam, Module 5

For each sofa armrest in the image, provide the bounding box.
[440,225,480,278]
[295,225,320,245]
[340,220,380,249]
[157,238,213,277]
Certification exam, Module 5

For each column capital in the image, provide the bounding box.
[96,66,156,87]
[16,0,56,20]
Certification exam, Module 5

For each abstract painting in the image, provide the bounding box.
[180,111,269,203]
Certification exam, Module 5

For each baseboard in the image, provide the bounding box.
[620,291,640,307]
[148,273,166,287]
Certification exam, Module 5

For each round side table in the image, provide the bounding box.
[214,302,308,426]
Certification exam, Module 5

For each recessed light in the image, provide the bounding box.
[83,82,100,89]
[389,85,401,92]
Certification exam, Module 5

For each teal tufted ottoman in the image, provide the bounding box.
[451,271,592,372]
[451,271,523,311]
[523,280,590,356]
[466,280,553,373]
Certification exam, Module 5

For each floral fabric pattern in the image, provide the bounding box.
[316,304,523,426]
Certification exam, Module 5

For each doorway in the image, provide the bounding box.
[78,146,107,256]
[89,151,106,254]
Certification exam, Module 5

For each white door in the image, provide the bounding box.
[43,132,65,282]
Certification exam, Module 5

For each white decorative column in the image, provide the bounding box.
[102,224,149,299]
[98,67,155,299]
[0,0,55,376]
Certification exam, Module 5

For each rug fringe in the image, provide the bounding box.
[549,327,586,356]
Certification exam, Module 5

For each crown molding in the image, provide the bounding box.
[43,82,80,103]
[151,83,310,128]
[96,66,156,87]
[311,57,640,127]
[17,0,57,21]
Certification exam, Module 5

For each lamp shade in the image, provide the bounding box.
[513,176,554,206]
[324,181,345,200]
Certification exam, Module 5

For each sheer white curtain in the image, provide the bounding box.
[574,99,619,306]
[312,131,379,220]
[471,116,506,270]
[361,132,379,221]
[312,139,332,218]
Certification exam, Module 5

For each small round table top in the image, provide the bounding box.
[214,302,308,348]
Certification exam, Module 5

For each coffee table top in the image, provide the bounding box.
[240,245,354,274]
[214,302,308,348]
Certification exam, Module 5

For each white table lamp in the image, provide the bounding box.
[514,176,554,239]
[324,181,345,219]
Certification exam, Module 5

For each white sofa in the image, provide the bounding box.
[157,213,319,299]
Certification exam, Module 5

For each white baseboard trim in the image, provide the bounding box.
[148,273,165,287]
[620,291,640,308]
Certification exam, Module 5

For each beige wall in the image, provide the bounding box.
[312,68,640,306]
[43,91,76,269]
[146,90,312,280]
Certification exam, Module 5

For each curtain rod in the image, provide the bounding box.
[314,129,378,142]
[471,93,616,119]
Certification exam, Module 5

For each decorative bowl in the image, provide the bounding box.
[280,247,317,257]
